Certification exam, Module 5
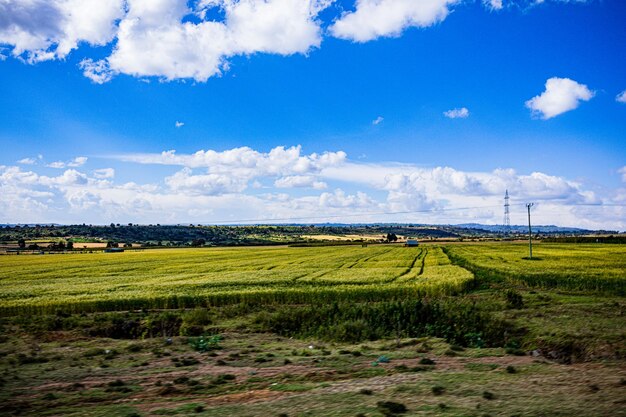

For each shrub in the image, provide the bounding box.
[189,335,222,352]
[482,391,495,400]
[432,386,445,395]
[505,290,524,309]
[377,401,407,415]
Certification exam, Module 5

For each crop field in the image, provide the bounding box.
[444,243,626,294]
[0,245,475,315]
[1,241,625,416]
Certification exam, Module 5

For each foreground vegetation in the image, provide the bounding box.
[1,242,624,416]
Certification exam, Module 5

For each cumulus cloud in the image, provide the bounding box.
[616,90,626,103]
[93,168,115,179]
[17,157,36,165]
[0,0,331,82]
[165,168,248,195]
[0,145,623,229]
[102,0,332,82]
[525,77,594,119]
[47,156,88,169]
[443,107,469,118]
[318,189,377,209]
[80,58,115,84]
[0,0,124,63]
[372,116,384,125]
[117,145,346,176]
[274,175,327,189]
[330,0,457,42]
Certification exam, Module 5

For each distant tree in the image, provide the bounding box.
[66,241,74,250]
[17,238,26,249]
[27,243,39,250]
[192,238,206,247]
[106,241,119,248]
[123,242,133,248]
[386,233,398,242]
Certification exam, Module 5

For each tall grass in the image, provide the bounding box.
[0,246,474,316]
[444,243,626,295]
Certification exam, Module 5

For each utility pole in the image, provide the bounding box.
[526,203,534,259]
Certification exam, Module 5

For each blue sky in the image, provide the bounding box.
[0,0,624,229]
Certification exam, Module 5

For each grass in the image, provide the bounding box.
[444,242,626,294]
[0,246,474,315]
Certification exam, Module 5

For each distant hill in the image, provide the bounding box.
[453,223,596,234]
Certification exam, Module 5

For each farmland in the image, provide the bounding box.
[0,242,625,416]
[445,243,626,294]
[0,246,474,315]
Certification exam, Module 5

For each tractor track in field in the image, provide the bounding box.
[388,249,423,283]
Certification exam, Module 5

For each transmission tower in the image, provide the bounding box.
[503,189,511,235]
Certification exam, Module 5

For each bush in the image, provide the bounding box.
[432,386,445,396]
[377,401,407,415]
[505,290,524,309]
[482,391,495,400]
[189,335,222,352]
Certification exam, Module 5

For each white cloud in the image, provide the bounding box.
[443,107,469,119]
[317,189,377,209]
[0,146,623,229]
[274,175,327,189]
[165,168,248,195]
[103,0,331,82]
[47,156,88,169]
[330,0,457,43]
[616,90,626,104]
[93,168,115,179]
[80,58,115,84]
[1,0,332,82]
[68,156,88,167]
[484,0,503,10]
[47,161,66,169]
[17,157,36,165]
[0,0,125,63]
[117,145,347,176]
[372,116,384,125]
[175,121,185,128]
[525,77,594,119]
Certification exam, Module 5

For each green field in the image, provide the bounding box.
[0,245,474,315]
[445,242,626,294]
